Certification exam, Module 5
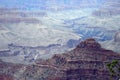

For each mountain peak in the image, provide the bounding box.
[76,38,101,49]
[1,38,120,80]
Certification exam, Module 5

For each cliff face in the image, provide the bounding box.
[43,38,120,80]
[92,0,120,17]
[0,38,120,80]
[23,39,120,80]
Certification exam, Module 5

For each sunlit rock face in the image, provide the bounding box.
[3,23,80,47]
[0,23,80,63]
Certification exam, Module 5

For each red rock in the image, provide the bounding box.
[76,38,101,49]
[0,74,14,80]
[0,38,120,80]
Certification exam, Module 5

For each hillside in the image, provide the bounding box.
[0,39,120,80]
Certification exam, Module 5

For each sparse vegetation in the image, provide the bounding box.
[107,60,120,79]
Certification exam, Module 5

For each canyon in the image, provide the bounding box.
[0,0,120,79]
[0,39,120,80]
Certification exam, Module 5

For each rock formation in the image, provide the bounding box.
[92,0,120,17]
[0,38,120,80]
[0,74,15,80]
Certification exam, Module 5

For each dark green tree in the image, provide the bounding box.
[107,60,120,80]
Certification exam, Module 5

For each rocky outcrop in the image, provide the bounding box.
[0,38,120,80]
[34,38,120,80]
[77,38,101,49]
